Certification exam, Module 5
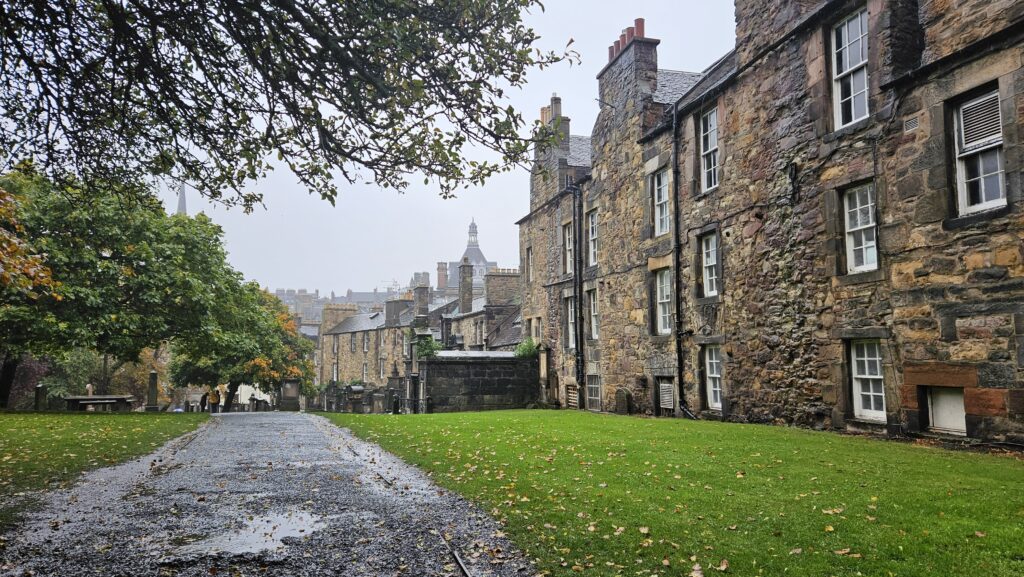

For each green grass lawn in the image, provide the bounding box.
[0,412,207,527]
[325,410,1024,577]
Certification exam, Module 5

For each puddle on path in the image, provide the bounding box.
[175,511,327,556]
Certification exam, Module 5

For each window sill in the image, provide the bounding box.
[846,416,887,427]
[825,117,871,141]
[649,334,673,344]
[835,268,885,286]
[942,205,1010,230]
[695,187,719,200]
[695,295,722,306]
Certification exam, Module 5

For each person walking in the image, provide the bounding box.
[208,387,220,414]
[199,392,208,413]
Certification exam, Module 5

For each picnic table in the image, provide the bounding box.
[63,395,135,412]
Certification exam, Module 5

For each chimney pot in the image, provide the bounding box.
[634,18,645,38]
[619,32,627,48]
[614,39,621,55]
[608,45,614,61]
[626,27,635,42]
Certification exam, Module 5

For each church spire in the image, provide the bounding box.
[467,218,478,247]
[176,182,187,216]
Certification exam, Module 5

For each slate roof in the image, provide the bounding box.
[568,135,592,167]
[674,51,738,112]
[653,69,705,105]
[487,309,523,350]
[323,312,385,335]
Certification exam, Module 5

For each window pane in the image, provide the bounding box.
[965,155,980,180]
[967,180,982,206]
[853,92,867,122]
[842,99,853,124]
[981,149,1000,174]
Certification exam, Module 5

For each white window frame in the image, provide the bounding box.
[332,363,338,383]
[586,374,602,411]
[653,170,670,236]
[363,332,369,352]
[565,296,577,350]
[533,317,542,339]
[655,269,672,335]
[844,184,878,273]
[563,223,574,274]
[587,289,599,339]
[362,362,368,383]
[955,91,1006,215]
[526,247,533,283]
[587,210,598,266]
[705,345,723,410]
[332,335,338,354]
[701,107,719,192]
[701,233,719,297]
[832,8,870,128]
[851,340,886,422]
[350,333,356,352]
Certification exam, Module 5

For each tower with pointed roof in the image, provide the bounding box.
[444,220,497,298]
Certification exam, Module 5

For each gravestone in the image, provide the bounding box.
[615,388,632,415]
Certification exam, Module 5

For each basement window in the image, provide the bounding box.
[657,376,675,413]
[586,375,602,411]
[704,345,723,410]
[928,387,967,436]
[850,341,885,422]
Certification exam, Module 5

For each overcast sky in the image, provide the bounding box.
[158,1,737,295]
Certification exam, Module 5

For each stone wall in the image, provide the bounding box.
[519,3,1024,442]
[420,355,539,412]
[484,269,521,305]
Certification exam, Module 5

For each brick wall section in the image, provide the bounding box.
[421,357,539,412]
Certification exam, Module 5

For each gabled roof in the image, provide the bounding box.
[487,308,523,349]
[323,312,385,335]
[674,51,738,113]
[568,135,592,167]
[653,69,704,105]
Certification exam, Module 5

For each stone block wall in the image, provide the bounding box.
[420,356,539,412]
[484,269,521,305]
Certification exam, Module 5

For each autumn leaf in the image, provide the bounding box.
[689,563,704,577]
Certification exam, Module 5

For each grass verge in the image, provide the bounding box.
[324,410,1024,577]
[0,411,207,528]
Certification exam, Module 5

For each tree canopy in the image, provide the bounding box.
[0,168,270,404]
[0,0,572,209]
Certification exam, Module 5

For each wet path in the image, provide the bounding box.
[1,413,532,577]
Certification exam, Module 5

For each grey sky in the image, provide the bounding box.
[159,1,737,295]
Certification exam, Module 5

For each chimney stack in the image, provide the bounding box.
[459,257,474,315]
[413,284,429,316]
[437,261,448,291]
[607,18,647,62]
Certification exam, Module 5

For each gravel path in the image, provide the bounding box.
[1,412,534,577]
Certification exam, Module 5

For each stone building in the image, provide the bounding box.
[518,20,701,412]
[447,264,522,351]
[522,5,1024,443]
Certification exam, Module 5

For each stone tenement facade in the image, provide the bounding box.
[521,4,1024,442]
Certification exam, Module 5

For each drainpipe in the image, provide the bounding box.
[671,102,696,419]
[571,182,586,409]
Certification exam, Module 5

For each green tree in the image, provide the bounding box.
[0,168,240,405]
[0,0,573,209]
[170,285,314,411]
